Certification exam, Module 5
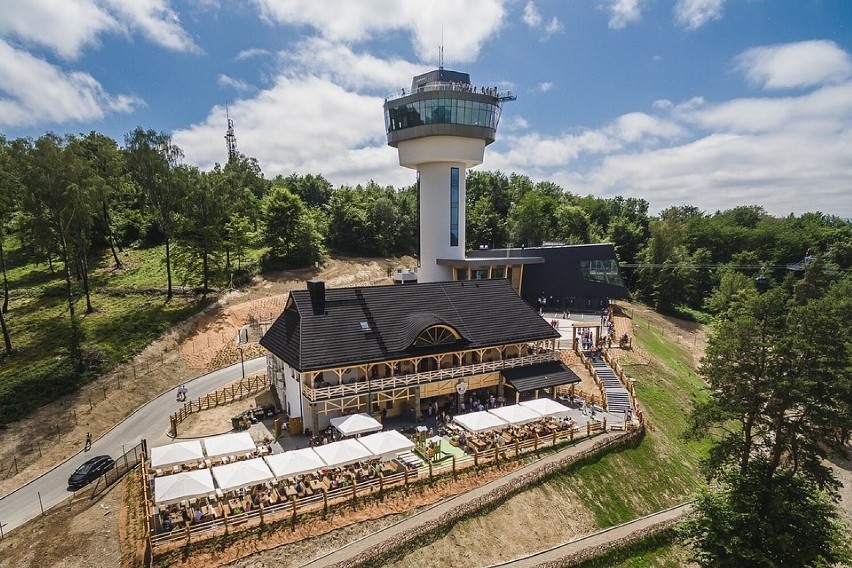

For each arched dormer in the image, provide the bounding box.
[389,312,468,352]
[412,324,461,347]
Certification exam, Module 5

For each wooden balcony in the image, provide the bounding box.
[301,351,559,402]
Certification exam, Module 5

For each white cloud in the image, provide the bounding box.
[104,0,201,53]
[544,17,564,38]
[538,82,553,92]
[607,0,643,30]
[0,0,198,59]
[734,40,852,90]
[236,47,271,60]
[0,0,118,59]
[0,39,142,127]
[252,0,506,63]
[282,38,429,93]
[522,1,542,27]
[674,0,725,30]
[217,74,254,93]
[173,75,408,186]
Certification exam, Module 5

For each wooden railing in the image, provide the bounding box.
[171,374,269,428]
[147,420,619,551]
[302,352,560,402]
[149,467,419,549]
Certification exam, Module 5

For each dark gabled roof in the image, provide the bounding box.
[259,279,559,371]
[501,361,581,392]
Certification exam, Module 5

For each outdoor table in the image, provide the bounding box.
[382,464,396,475]
[310,479,326,492]
[285,486,297,498]
[229,498,242,514]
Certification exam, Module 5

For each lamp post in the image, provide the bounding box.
[237,345,245,379]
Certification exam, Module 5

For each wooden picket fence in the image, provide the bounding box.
[172,374,269,427]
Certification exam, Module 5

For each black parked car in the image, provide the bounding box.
[68,455,115,490]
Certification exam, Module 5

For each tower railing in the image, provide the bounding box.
[385,83,514,102]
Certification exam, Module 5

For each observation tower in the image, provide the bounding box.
[384,67,515,283]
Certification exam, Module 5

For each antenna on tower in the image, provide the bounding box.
[439,26,444,69]
[225,103,238,162]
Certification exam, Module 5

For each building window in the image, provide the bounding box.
[491,267,505,278]
[450,167,459,246]
[456,268,468,280]
[579,259,624,286]
[413,325,461,347]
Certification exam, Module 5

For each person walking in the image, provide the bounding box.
[85,432,92,451]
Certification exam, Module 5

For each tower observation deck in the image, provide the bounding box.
[384,69,515,283]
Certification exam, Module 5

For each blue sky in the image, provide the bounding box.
[1,0,851,217]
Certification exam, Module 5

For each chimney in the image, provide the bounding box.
[307,280,325,315]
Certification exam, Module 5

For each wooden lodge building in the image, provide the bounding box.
[259,279,580,435]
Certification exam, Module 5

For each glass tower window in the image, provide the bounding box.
[385,98,502,133]
[450,167,459,247]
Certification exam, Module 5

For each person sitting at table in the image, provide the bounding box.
[294,480,304,494]
[194,508,203,523]
[162,515,173,531]
[458,431,467,448]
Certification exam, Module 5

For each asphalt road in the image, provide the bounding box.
[0,356,266,536]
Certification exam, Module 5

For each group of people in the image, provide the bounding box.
[459,393,506,414]
[175,384,188,402]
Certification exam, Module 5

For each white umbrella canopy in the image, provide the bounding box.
[150,440,204,468]
[314,439,373,468]
[453,411,507,433]
[202,432,256,459]
[211,457,274,493]
[519,398,572,418]
[264,448,326,479]
[154,469,215,505]
[329,413,383,437]
[488,404,542,425]
[356,430,414,461]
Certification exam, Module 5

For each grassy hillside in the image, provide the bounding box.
[554,310,709,526]
[0,242,254,424]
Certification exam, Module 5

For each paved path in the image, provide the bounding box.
[299,432,622,568]
[488,502,692,567]
[0,356,265,536]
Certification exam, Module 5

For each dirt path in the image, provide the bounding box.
[489,502,691,567]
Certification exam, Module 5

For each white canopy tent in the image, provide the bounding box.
[329,413,383,437]
[202,432,256,459]
[488,404,542,425]
[519,398,572,419]
[314,439,373,468]
[453,411,507,433]
[154,469,215,505]
[264,448,326,479]
[356,430,414,461]
[150,440,204,469]
[210,457,274,493]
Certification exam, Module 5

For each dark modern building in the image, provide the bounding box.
[435,243,628,311]
[259,279,579,434]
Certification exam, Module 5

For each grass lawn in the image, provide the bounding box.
[0,244,219,423]
[550,308,711,528]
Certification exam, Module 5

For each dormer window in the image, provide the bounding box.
[412,325,461,347]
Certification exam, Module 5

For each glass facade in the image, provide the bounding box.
[579,259,624,286]
[450,167,459,247]
[385,97,502,133]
